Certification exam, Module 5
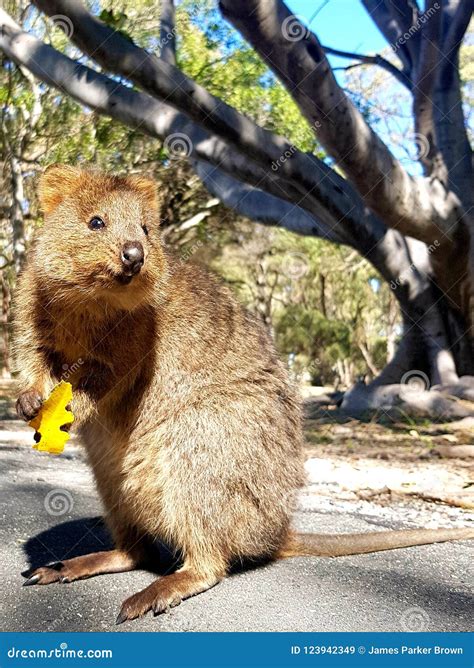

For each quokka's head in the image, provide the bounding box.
[34,164,167,310]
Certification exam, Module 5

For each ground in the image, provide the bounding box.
[0,381,472,632]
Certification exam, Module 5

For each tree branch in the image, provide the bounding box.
[413,0,446,178]
[322,44,411,90]
[192,160,347,244]
[219,0,462,245]
[2,6,428,323]
[431,2,473,209]
[30,0,463,246]
[0,14,267,197]
[0,9,377,252]
[443,0,474,71]
[159,0,176,65]
[385,0,421,66]
[360,0,416,76]
[31,0,328,198]
[23,1,399,252]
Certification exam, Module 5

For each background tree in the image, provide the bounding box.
[0,0,472,414]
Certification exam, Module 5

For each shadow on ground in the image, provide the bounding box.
[22,517,181,576]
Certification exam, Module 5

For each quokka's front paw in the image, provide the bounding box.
[16,389,43,421]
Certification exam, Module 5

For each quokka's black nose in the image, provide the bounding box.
[121,241,144,275]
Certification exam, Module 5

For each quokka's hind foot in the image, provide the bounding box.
[22,549,140,586]
[116,562,225,624]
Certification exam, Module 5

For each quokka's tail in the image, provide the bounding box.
[277,527,474,558]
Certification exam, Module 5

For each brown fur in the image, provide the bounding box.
[15,166,474,623]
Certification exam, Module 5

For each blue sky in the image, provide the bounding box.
[287,0,388,64]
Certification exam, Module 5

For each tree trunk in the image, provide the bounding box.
[385,297,399,363]
[255,259,273,329]
[9,152,26,274]
[358,342,379,378]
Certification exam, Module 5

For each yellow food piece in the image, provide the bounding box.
[29,381,74,455]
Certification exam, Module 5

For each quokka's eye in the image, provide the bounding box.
[89,216,105,231]
[142,224,149,236]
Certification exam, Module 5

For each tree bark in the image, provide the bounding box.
[8,152,26,274]
[219,0,464,246]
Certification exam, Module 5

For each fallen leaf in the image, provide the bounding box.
[29,381,74,455]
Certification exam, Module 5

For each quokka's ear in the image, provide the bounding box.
[126,175,159,210]
[38,164,83,215]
